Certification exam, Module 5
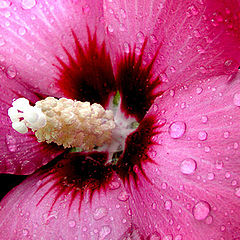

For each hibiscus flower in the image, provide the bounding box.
[0,0,240,239]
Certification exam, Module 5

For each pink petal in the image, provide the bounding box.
[104,0,240,90]
[125,73,240,239]
[0,74,63,175]
[0,170,134,239]
[0,0,105,96]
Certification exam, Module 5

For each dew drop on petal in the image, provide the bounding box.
[22,228,29,236]
[136,31,144,43]
[198,131,208,141]
[149,232,161,240]
[196,87,203,94]
[93,207,108,220]
[207,172,215,181]
[201,115,208,123]
[21,0,36,9]
[5,134,17,152]
[99,225,111,240]
[205,215,213,224]
[109,181,120,190]
[175,235,183,240]
[6,65,16,79]
[235,187,240,197]
[169,121,186,139]
[0,0,11,8]
[216,160,223,170]
[107,24,114,33]
[68,220,76,228]
[118,191,129,202]
[164,200,172,210]
[18,27,26,36]
[233,93,240,106]
[0,37,6,47]
[193,201,210,220]
[180,158,197,175]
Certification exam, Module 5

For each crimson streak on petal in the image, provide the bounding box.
[35,152,113,214]
[116,39,163,122]
[56,27,117,107]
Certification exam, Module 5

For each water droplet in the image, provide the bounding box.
[196,87,203,94]
[234,142,239,149]
[18,26,26,36]
[198,131,208,141]
[163,235,173,240]
[164,200,172,210]
[170,66,176,73]
[161,182,167,189]
[170,89,175,97]
[175,235,183,240]
[205,215,213,224]
[201,115,208,123]
[109,181,120,190]
[196,45,205,54]
[169,121,186,139]
[68,220,76,228]
[22,228,29,236]
[0,0,11,8]
[235,187,240,197]
[149,232,161,240]
[232,180,237,186]
[21,0,36,9]
[193,201,210,220]
[25,53,32,60]
[99,225,111,240]
[150,34,157,44]
[136,31,144,43]
[223,131,230,139]
[204,146,211,152]
[0,37,6,47]
[224,59,232,66]
[225,172,231,179]
[107,25,114,33]
[5,134,17,152]
[189,5,199,15]
[180,158,197,175]
[193,30,201,38]
[82,5,90,14]
[160,72,169,82]
[123,42,130,53]
[93,207,108,220]
[207,172,215,181]
[120,8,126,18]
[118,191,129,201]
[216,160,223,170]
[233,92,240,106]
[39,58,47,66]
[6,65,16,79]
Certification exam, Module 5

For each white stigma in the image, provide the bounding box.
[8,98,46,134]
[8,97,116,151]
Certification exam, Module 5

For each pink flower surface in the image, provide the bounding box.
[0,0,240,239]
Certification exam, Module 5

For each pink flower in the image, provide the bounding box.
[0,0,240,239]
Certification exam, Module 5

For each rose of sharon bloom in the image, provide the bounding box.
[0,0,240,239]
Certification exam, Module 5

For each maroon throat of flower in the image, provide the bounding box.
[7,28,162,212]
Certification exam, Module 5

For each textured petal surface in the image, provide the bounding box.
[125,73,240,239]
[0,0,105,96]
[0,74,63,175]
[0,165,134,239]
[104,0,240,90]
